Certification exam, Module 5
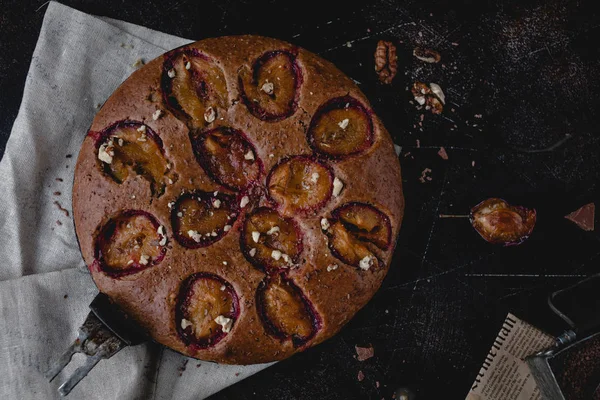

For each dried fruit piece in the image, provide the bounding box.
[411,82,444,114]
[256,274,320,346]
[469,198,536,245]
[176,273,239,349]
[413,47,441,63]
[565,203,595,231]
[190,127,261,191]
[95,210,167,277]
[267,156,333,216]
[171,191,239,248]
[241,207,302,272]
[162,49,228,129]
[374,40,397,84]
[323,203,391,269]
[239,50,302,121]
[307,96,373,158]
[95,121,171,196]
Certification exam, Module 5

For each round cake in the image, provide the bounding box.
[73,35,404,364]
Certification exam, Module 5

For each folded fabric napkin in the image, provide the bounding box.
[0,2,272,398]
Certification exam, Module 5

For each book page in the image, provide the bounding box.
[466,313,555,400]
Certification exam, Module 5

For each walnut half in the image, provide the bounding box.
[374,40,398,85]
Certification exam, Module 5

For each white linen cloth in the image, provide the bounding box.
[0,2,272,398]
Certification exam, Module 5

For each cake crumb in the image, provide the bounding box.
[419,168,432,183]
[438,147,448,160]
[53,201,70,217]
[357,370,365,382]
[132,58,145,68]
[355,345,375,361]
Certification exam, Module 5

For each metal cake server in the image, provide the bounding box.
[46,293,148,396]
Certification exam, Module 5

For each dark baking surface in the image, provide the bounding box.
[1,0,599,398]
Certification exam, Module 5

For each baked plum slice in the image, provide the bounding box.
[469,198,536,246]
[240,207,302,272]
[239,50,302,121]
[256,274,320,347]
[307,96,373,158]
[267,156,333,216]
[176,273,239,349]
[190,127,261,191]
[322,202,391,270]
[162,48,228,129]
[94,210,167,277]
[171,191,239,248]
[95,121,170,196]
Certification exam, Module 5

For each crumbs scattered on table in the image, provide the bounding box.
[472,160,476,167]
[196,363,201,368]
[235,372,240,376]
[65,154,72,158]
[54,201,69,217]
[55,177,63,182]
[419,168,433,183]
[132,58,145,68]
[56,220,62,226]
[63,294,68,299]
[53,191,61,196]
[438,147,448,160]
[355,345,375,361]
[120,43,134,49]
[357,370,365,381]
[376,381,380,388]
[177,359,189,376]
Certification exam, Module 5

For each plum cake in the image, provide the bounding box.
[73,35,404,364]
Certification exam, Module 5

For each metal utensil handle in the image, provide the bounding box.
[548,272,600,338]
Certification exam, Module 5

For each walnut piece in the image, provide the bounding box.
[374,40,398,84]
[413,47,441,63]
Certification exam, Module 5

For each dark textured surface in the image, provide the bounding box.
[2,0,600,398]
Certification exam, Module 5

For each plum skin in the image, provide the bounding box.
[255,274,321,348]
[170,190,240,249]
[93,210,167,278]
[175,272,240,349]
